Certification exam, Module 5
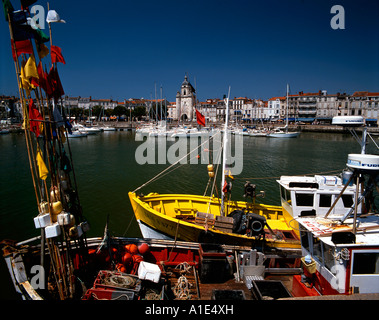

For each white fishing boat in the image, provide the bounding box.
[278,116,379,296]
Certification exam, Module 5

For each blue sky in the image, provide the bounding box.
[1,0,379,102]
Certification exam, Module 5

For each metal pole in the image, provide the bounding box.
[220,86,231,216]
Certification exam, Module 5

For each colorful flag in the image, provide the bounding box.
[195,109,205,127]
[11,39,33,61]
[24,55,39,89]
[2,0,14,21]
[32,27,49,43]
[9,9,27,25]
[53,105,64,127]
[12,24,34,41]
[24,55,39,80]
[36,146,48,180]
[29,98,43,137]
[37,43,49,59]
[47,66,64,100]
[37,63,54,96]
[20,60,31,96]
[46,10,66,23]
[50,45,66,64]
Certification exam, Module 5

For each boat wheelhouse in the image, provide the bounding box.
[277,173,362,222]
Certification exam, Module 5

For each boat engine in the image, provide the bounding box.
[228,210,267,237]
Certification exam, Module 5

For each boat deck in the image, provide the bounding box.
[164,265,253,300]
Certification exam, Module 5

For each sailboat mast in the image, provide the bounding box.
[286,83,289,132]
[160,85,163,121]
[221,86,231,216]
[155,82,157,123]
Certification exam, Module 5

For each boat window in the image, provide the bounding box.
[286,189,291,204]
[319,194,332,207]
[342,195,354,208]
[323,243,335,271]
[352,252,379,274]
[313,237,323,264]
[300,226,310,252]
[280,186,286,201]
[296,193,314,207]
[280,186,292,205]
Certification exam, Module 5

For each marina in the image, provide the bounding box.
[1,0,379,305]
[2,127,379,300]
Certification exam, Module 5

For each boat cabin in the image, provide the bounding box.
[294,216,379,295]
[277,174,362,220]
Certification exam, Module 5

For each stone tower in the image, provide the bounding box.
[176,75,196,121]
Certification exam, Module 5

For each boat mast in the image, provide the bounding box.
[220,86,231,216]
[155,82,158,124]
[160,85,163,122]
[286,83,289,133]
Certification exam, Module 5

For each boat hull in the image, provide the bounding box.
[269,132,300,138]
[128,192,300,250]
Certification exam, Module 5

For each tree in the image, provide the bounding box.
[112,105,127,117]
[132,106,147,120]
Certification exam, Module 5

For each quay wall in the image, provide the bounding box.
[6,121,379,135]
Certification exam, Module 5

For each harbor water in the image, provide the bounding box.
[0,130,372,298]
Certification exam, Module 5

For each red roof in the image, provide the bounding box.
[352,91,379,97]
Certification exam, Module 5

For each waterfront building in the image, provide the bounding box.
[268,96,285,121]
[167,102,176,121]
[5,83,378,125]
[196,98,219,123]
[351,91,379,126]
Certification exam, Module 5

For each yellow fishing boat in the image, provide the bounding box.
[129,192,300,250]
[129,90,300,251]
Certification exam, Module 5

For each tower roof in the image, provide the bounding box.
[181,75,195,92]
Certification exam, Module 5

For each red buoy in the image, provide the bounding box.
[129,244,138,255]
[122,252,132,265]
[138,243,149,255]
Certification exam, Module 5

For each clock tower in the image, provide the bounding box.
[176,75,196,121]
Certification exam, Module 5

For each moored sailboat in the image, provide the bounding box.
[269,84,300,138]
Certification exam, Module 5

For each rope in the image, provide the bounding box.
[132,131,222,193]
